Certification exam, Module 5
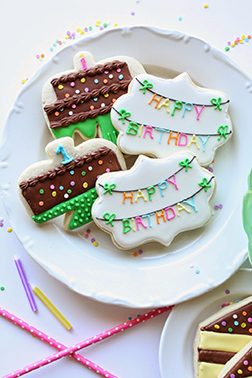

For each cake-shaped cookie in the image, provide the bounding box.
[42,51,145,144]
[111,73,233,166]
[92,151,216,250]
[18,137,126,230]
[194,297,252,378]
[217,339,252,378]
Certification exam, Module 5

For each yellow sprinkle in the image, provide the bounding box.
[52,191,57,197]
[214,324,220,329]
[96,19,101,23]
[7,228,12,233]
[83,182,88,188]
[80,29,84,35]
[231,42,235,47]
[33,286,72,330]
[76,27,80,32]
[114,23,118,27]
[80,78,86,83]
[93,241,98,247]
[204,3,208,8]
[239,40,244,44]
[95,24,100,27]
[242,35,246,39]
[21,79,26,84]
[237,369,243,374]
[39,57,42,61]
[241,322,247,328]
[65,35,69,39]
[79,53,84,58]
[104,94,109,98]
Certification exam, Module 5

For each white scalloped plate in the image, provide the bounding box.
[159,269,252,378]
[0,26,250,308]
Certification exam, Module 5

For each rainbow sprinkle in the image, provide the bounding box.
[225,34,251,51]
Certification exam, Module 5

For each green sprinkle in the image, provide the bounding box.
[0,286,4,291]
[225,46,230,51]
[228,327,233,332]
[39,189,44,194]
[81,171,86,176]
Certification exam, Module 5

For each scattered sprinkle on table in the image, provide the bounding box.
[225,34,251,51]
[0,286,4,291]
[204,4,209,8]
[7,228,12,233]
[178,16,182,21]
[195,269,200,274]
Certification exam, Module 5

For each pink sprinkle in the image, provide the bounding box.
[244,360,249,366]
[70,82,75,87]
[100,26,104,30]
[72,32,76,37]
[36,54,39,59]
[50,185,55,189]
[84,87,89,92]
[84,234,88,238]
[104,71,109,74]
[106,168,110,172]
[248,317,252,322]
[72,104,76,109]
[117,68,121,73]
[236,37,240,41]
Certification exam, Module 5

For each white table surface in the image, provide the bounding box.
[0,1,252,377]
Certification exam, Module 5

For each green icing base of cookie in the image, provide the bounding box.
[32,188,98,230]
[243,168,252,263]
[51,113,119,145]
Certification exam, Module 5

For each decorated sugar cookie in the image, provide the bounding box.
[111,73,233,166]
[42,51,145,144]
[193,296,252,378]
[18,137,126,230]
[217,339,252,378]
[92,151,216,250]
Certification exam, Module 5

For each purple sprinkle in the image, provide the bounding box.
[100,26,104,30]
[219,204,223,209]
[214,205,219,210]
[230,374,235,378]
[138,249,143,254]
[91,238,95,243]
[0,222,3,227]
[225,289,230,294]
[67,31,70,35]
[84,28,88,32]
[131,11,135,15]
[222,321,227,326]
[227,41,231,46]
[84,87,89,92]
[69,35,72,40]
[87,229,91,233]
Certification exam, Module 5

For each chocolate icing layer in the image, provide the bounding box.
[44,60,132,130]
[198,349,235,364]
[20,146,122,215]
[201,302,252,335]
[221,346,252,378]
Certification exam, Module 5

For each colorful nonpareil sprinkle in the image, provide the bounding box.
[225,34,251,51]
[7,228,12,232]
[14,259,37,312]
[0,286,5,291]
[195,269,200,274]
[33,286,72,330]
[214,204,223,210]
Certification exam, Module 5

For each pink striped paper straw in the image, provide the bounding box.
[3,305,174,378]
[0,307,117,378]
[14,259,37,312]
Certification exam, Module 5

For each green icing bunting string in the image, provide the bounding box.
[103,183,116,195]
[217,125,229,140]
[178,158,193,172]
[198,177,212,192]
[32,188,98,230]
[138,79,154,94]
[117,109,131,124]
[211,97,222,110]
[103,212,116,227]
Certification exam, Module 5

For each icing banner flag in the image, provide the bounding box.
[18,138,126,231]
[92,151,216,250]
[111,73,233,166]
[42,51,145,144]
